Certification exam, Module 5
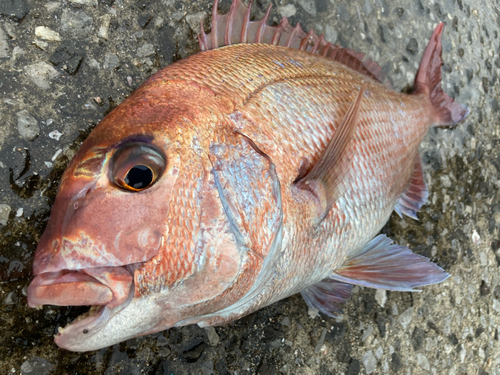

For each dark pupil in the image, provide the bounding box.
[124,165,153,189]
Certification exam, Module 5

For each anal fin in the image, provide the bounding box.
[394,155,429,220]
[301,278,353,318]
[331,235,449,291]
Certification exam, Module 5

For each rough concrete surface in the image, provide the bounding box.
[0,0,498,374]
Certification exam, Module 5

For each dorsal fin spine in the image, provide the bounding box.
[240,0,252,43]
[211,0,219,48]
[225,0,238,45]
[311,34,324,54]
[322,42,331,57]
[198,26,207,51]
[300,30,314,51]
[286,23,300,48]
[199,0,391,86]
[272,19,284,45]
[256,4,271,43]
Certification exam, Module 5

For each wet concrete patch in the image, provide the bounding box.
[1,0,499,374]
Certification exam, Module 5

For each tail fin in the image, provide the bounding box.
[413,23,469,126]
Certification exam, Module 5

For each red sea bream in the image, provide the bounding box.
[27,0,469,351]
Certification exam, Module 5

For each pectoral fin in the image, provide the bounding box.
[331,235,449,291]
[295,84,366,221]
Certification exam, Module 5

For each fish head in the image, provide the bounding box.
[28,79,282,351]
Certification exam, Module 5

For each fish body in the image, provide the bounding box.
[27,0,468,351]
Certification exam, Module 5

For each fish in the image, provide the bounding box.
[27,0,469,352]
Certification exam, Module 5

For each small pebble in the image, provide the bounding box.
[425,337,436,351]
[0,24,10,58]
[98,14,112,40]
[4,291,18,305]
[479,251,488,266]
[472,229,480,244]
[406,38,419,55]
[325,25,338,44]
[34,26,61,41]
[44,2,61,12]
[375,289,387,307]
[398,307,414,330]
[69,0,97,5]
[362,325,374,342]
[87,58,100,69]
[25,62,59,89]
[32,39,49,50]
[20,357,54,375]
[137,43,155,58]
[297,0,317,16]
[48,130,63,140]
[61,9,93,37]
[104,53,120,70]
[0,204,11,226]
[52,149,62,161]
[314,328,327,353]
[278,4,297,18]
[205,327,220,346]
[17,110,40,141]
[459,345,466,363]
[16,208,23,217]
[138,14,153,29]
[416,353,430,371]
[392,302,398,315]
[362,350,377,374]
[280,316,290,326]
[492,299,500,313]
[375,346,383,359]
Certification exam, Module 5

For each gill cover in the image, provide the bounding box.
[209,130,282,263]
[167,128,284,328]
[188,128,284,326]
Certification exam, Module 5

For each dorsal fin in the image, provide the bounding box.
[198,0,391,87]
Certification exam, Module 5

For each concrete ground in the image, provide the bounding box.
[0,0,499,374]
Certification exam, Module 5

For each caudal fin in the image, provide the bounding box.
[413,23,469,126]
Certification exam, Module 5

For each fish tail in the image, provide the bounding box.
[413,23,469,127]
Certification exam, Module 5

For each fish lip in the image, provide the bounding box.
[28,270,114,308]
[53,302,117,351]
[27,265,137,351]
[53,284,136,352]
[54,305,111,350]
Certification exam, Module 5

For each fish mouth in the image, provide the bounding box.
[27,266,136,349]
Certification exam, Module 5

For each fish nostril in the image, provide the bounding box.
[73,201,79,210]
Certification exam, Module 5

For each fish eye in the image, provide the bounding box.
[111,142,166,192]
